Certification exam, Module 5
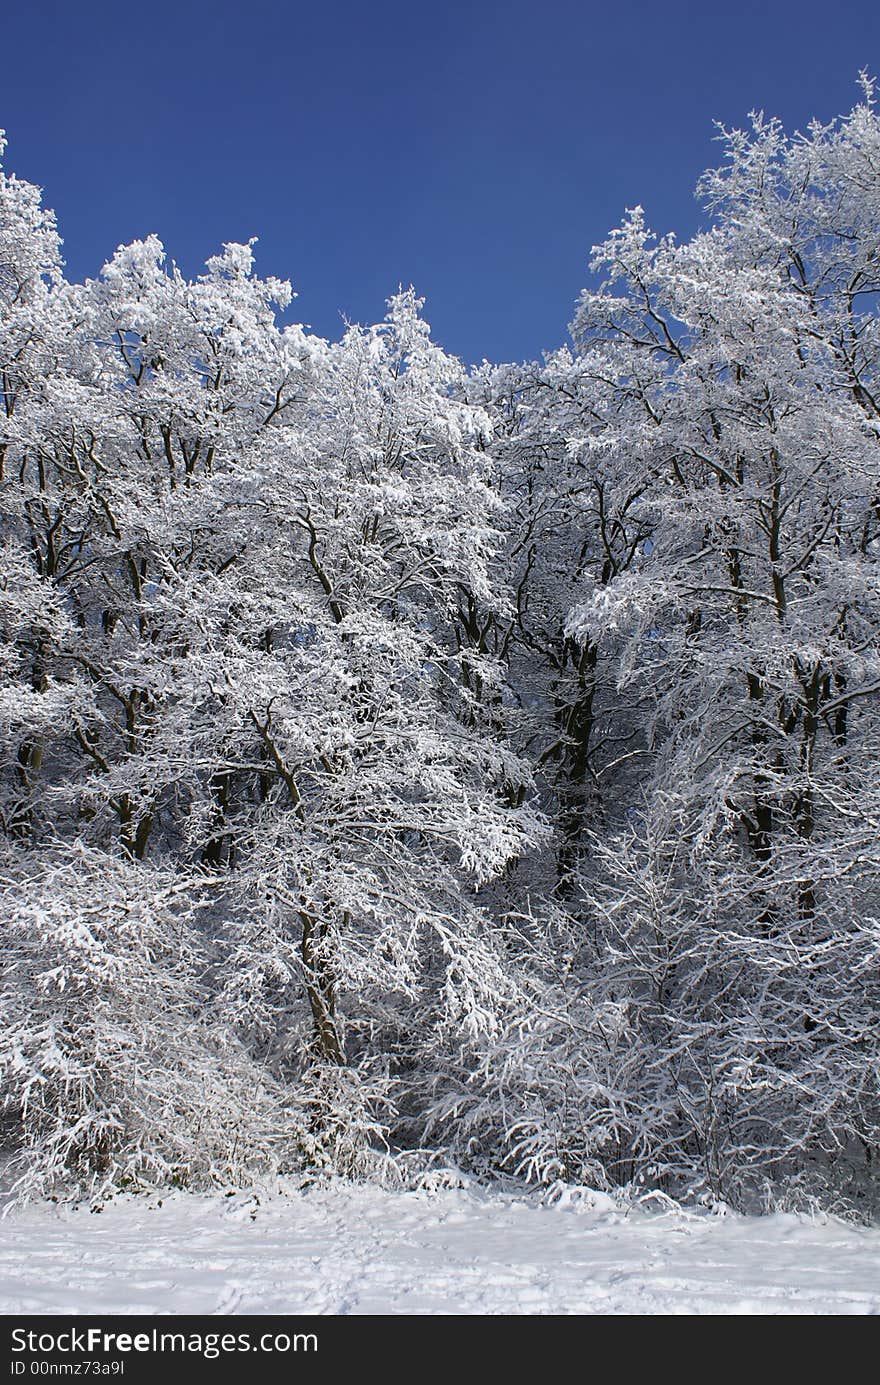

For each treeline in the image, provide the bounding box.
[1,87,879,1214]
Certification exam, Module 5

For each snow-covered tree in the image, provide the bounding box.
[549,83,880,1210]
[2,82,879,1214]
[0,136,544,1191]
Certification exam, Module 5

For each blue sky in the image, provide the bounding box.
[3,1,879,362]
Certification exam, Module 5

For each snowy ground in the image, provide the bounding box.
[1,1184,879,1315]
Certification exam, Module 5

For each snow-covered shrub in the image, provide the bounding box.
[0,843,312,1200]
[570,796,880,1213]
[414,906,628,1189]
[419,804,880,1216]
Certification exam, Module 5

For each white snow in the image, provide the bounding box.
[1,1186,879,1315]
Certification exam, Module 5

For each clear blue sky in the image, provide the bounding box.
[2,1,878,362]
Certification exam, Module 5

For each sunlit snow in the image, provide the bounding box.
[2,1187,878,1316]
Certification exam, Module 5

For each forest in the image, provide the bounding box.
[2,83,879,1219]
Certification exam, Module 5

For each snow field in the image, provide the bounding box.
[2,1186,878,1316]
